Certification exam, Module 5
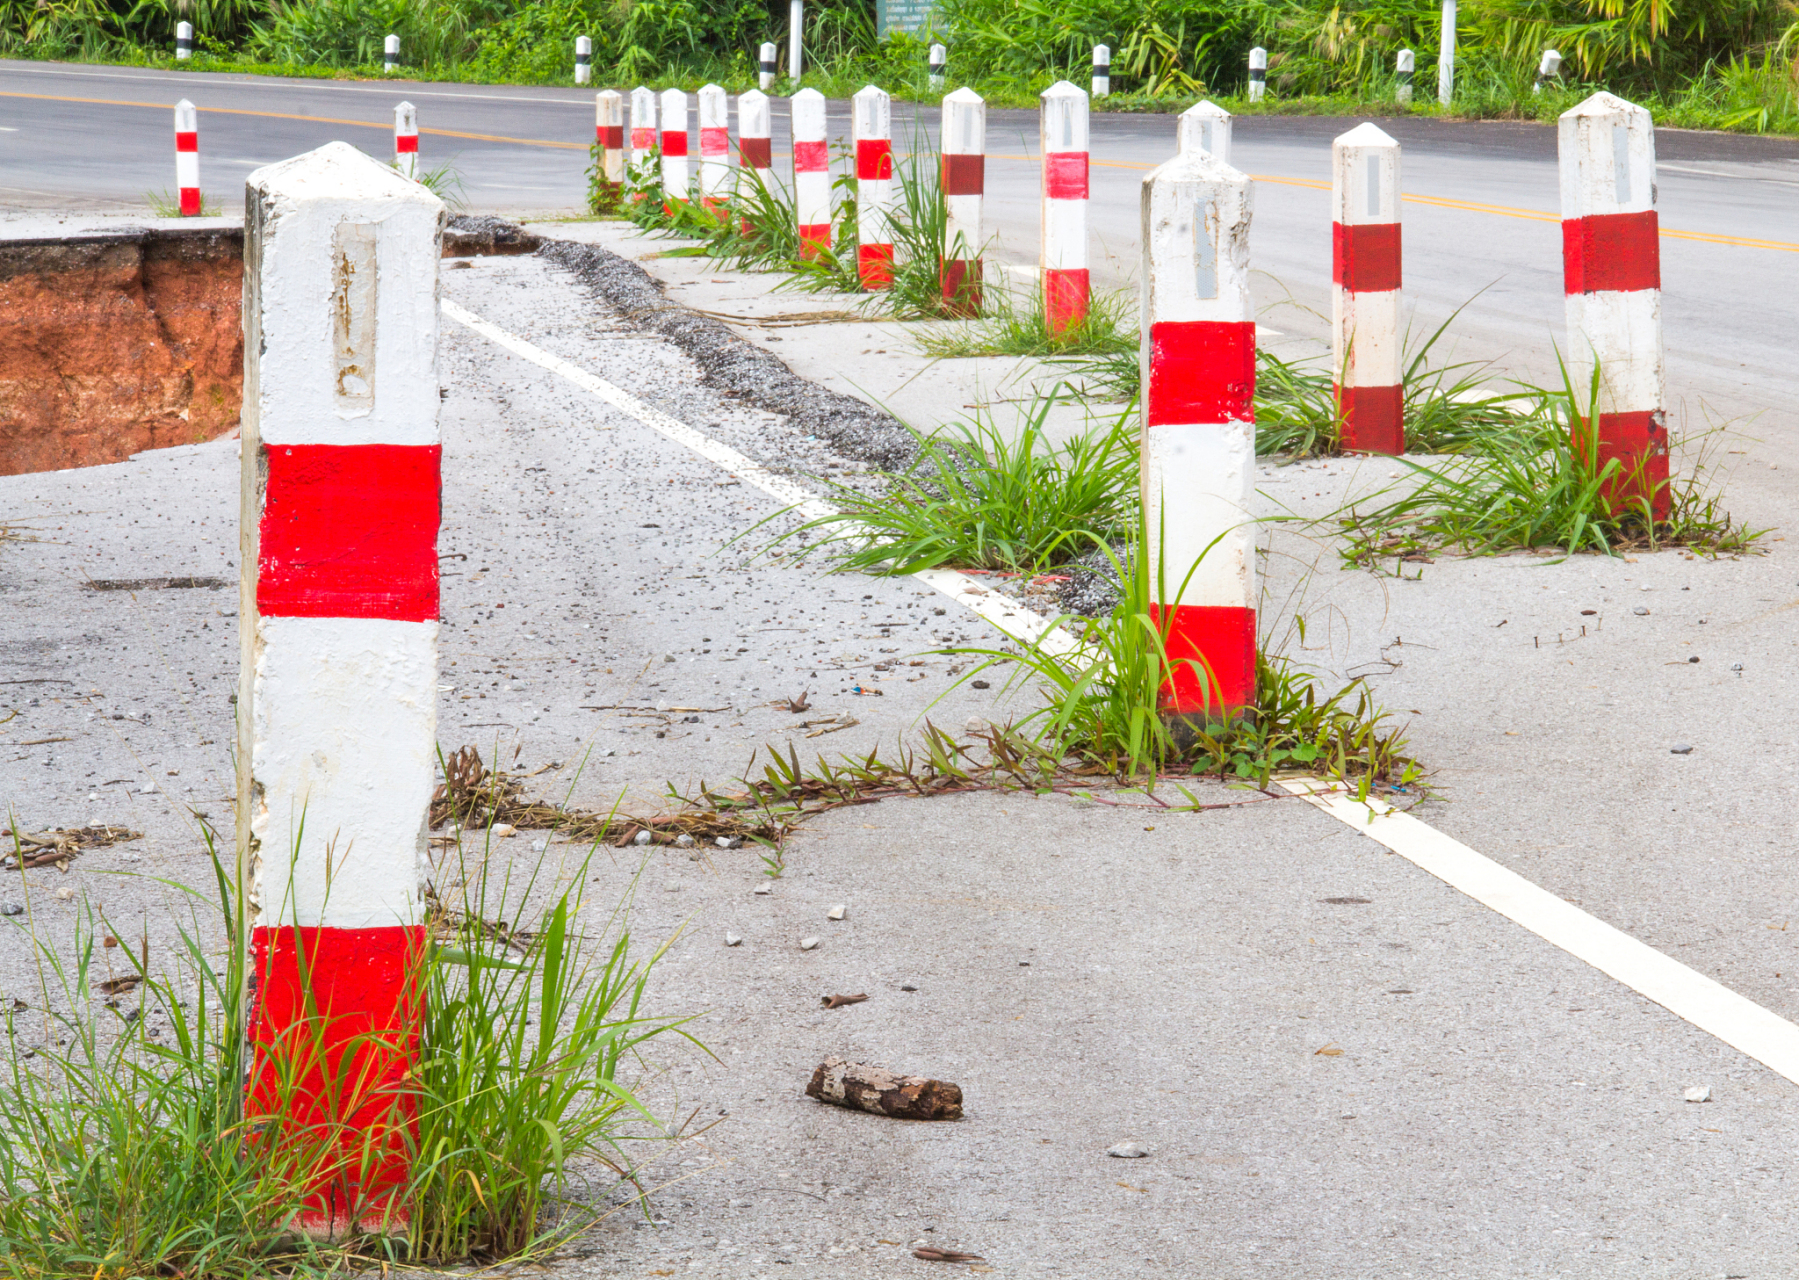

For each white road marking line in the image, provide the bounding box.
[441,298,1077,656]
[1283,779,1799,1088]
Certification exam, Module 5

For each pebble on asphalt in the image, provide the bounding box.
[901,983,918,991]
[1684,1085,1712,1103]
[664,880,680,892]
[800,936,821,950]
[1107,1142,1150,1158]
[0,903,21,917]
[1671,743,1694,755]
[492,823,519,838]
[716,835,742,849]
[754,884,772,895]
[633,829,653,846]
[828,904,847,920]
[725,933,742,947]
[676,833,696,848]
[1633,606,1650,615]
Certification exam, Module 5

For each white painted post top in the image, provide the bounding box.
[1249,47,1268,69]
[1141,148,1254,326]
[739,89,771,134]
[792,87,827,137]
[1559,91,1655,217]
[930,42,946,60]
[943,87,985,153]
[1178,100,1231,161]
[1041,81,1088,152]
[1540,49,1563,76]
[597,89,622,124]
[1331,121,1400,224]
[853,84,890,139]
[699,83,727,126]
[1397,49,1415,72]
[1093,43,1110,63]
[175,97,197,133]
[244,142,445,448]
[395,100,416,130]
[660,87,688,121]
[631,85,656,120]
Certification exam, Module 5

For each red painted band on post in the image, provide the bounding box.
[940,257,983,316]
[395,136,418,153]
[941,153,984,196]
[701,127,728,156]
[798,222,831,257]
[858,243,895,290]
[793,139,829,172]
[1145,321,1257,427]
[856,138,893,181]
[258,444,442,622]
[599,125,623,148]
[179,189,201,216]
[175,130,198,152]
[660,132,688,158]
[1043,151,1089,200]
[1149,604,1257,715]
[1331,221,1401,292]
[1044,268,1090,334]
[1562,211,1660,294]
[1576,409,1670,519]
[739,137,771,169]
[247,924,425,1227]
[1335,382,1404,455]
[630,127,655,149]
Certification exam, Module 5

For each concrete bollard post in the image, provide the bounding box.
[929,43,947,92]
[1559,91,1666,517]
[1178,99,1231,161]
[1536,49,1563,93]
[393,101,418,181]
[1091,44,1110,98]
[174,99,200,217]
[759,42,778,91]
[1139,147,1257,721]
[175,20,193,59]
[792,87,831,258]
[737,89,772,234]
[1438,0,1456,104]
[595,89,625,199]
[239,140,444,1233]
[940,87,984,316]
[383,32,399,73]
[1247,47,1267,102]
[699,84,730,216]
[1396,49,1414,104]
[1332,123,1404,455]
[629,86,657,196]
[1040,81,1089,334]
[574,36,591,85]
[659,88,690,208]
[852,85,894,289]
[789,0,804,84]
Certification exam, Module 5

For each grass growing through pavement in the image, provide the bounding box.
[912,281,1137,360]
[0,817,697,1276]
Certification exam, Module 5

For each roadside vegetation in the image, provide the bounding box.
[11,0,1799,136]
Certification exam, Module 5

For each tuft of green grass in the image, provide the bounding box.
[914,280,1136,360]
[145,189,221,218]
[769,393,1137,575]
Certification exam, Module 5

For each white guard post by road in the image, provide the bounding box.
[1559,91,1667,518]
[792,87,831,257]
[574,35,591,85]
[629,86,656,197]
[1438,0,1456,103]
[737,88,772,187]
[1091,44,1110,97]
[1537,48,1563,92]
[852,85,895,290]
[659,88,690,208]
[789,0,803,83]
[929,43,947,92]
[238,141,444,1235]
[941,87,985,316]
[698,84,730,215]
[595,90,625,201]
[393,101,418,181]
[174,99,200,217]
[1177,99,1231,161]
[1040,81,1089,334]
[759,41,778,91]
[383,32,399,73]
[175,20,193,59]
[1138,146,1258,721]
[1247,47,1267,102]
[1396,49,1415,104]
[1331,122,1403,454]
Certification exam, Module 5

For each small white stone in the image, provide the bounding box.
[491,823,518,838]
[530,839,547,852]
[827,905,847,921]
[140,782,156,794]
[963,716,985,733]
[665,880,681,892]
[634,829,653,846]
[1106,1141,1150,1158]
[1684,1085,1711,1103]
[754,884,772,895]
[799,936,820,951]
[55,888,75,902]
[725,932,742,946]
[676,833,696,848]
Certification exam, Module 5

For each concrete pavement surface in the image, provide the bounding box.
[6,58,1799,1279]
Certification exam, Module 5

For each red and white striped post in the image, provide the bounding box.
[393,101,418,181]
[239,141,443,1233]
[174,98,200,217]
[1139,147,1257,721]
[738,89,772,174]
[595,90,625,200]
[852,85,894,290]
[1331,122,1403,455]
[941,87,984,316]
[659,88,689,208]
[1178,100,1231,161]
[1040,80,1088,334]
[1560,91,1667,517]
[792,87,831,258]
[698,84,730,216]
[629,86,657,195]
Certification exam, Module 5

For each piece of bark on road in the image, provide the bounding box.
[805,1056,963,1120]
[914,1246,985,1262]
[820,993,868,1009]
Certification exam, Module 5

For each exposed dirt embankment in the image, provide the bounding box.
[0,227,245,477]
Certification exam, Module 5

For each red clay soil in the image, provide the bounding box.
[0,228,243,477]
